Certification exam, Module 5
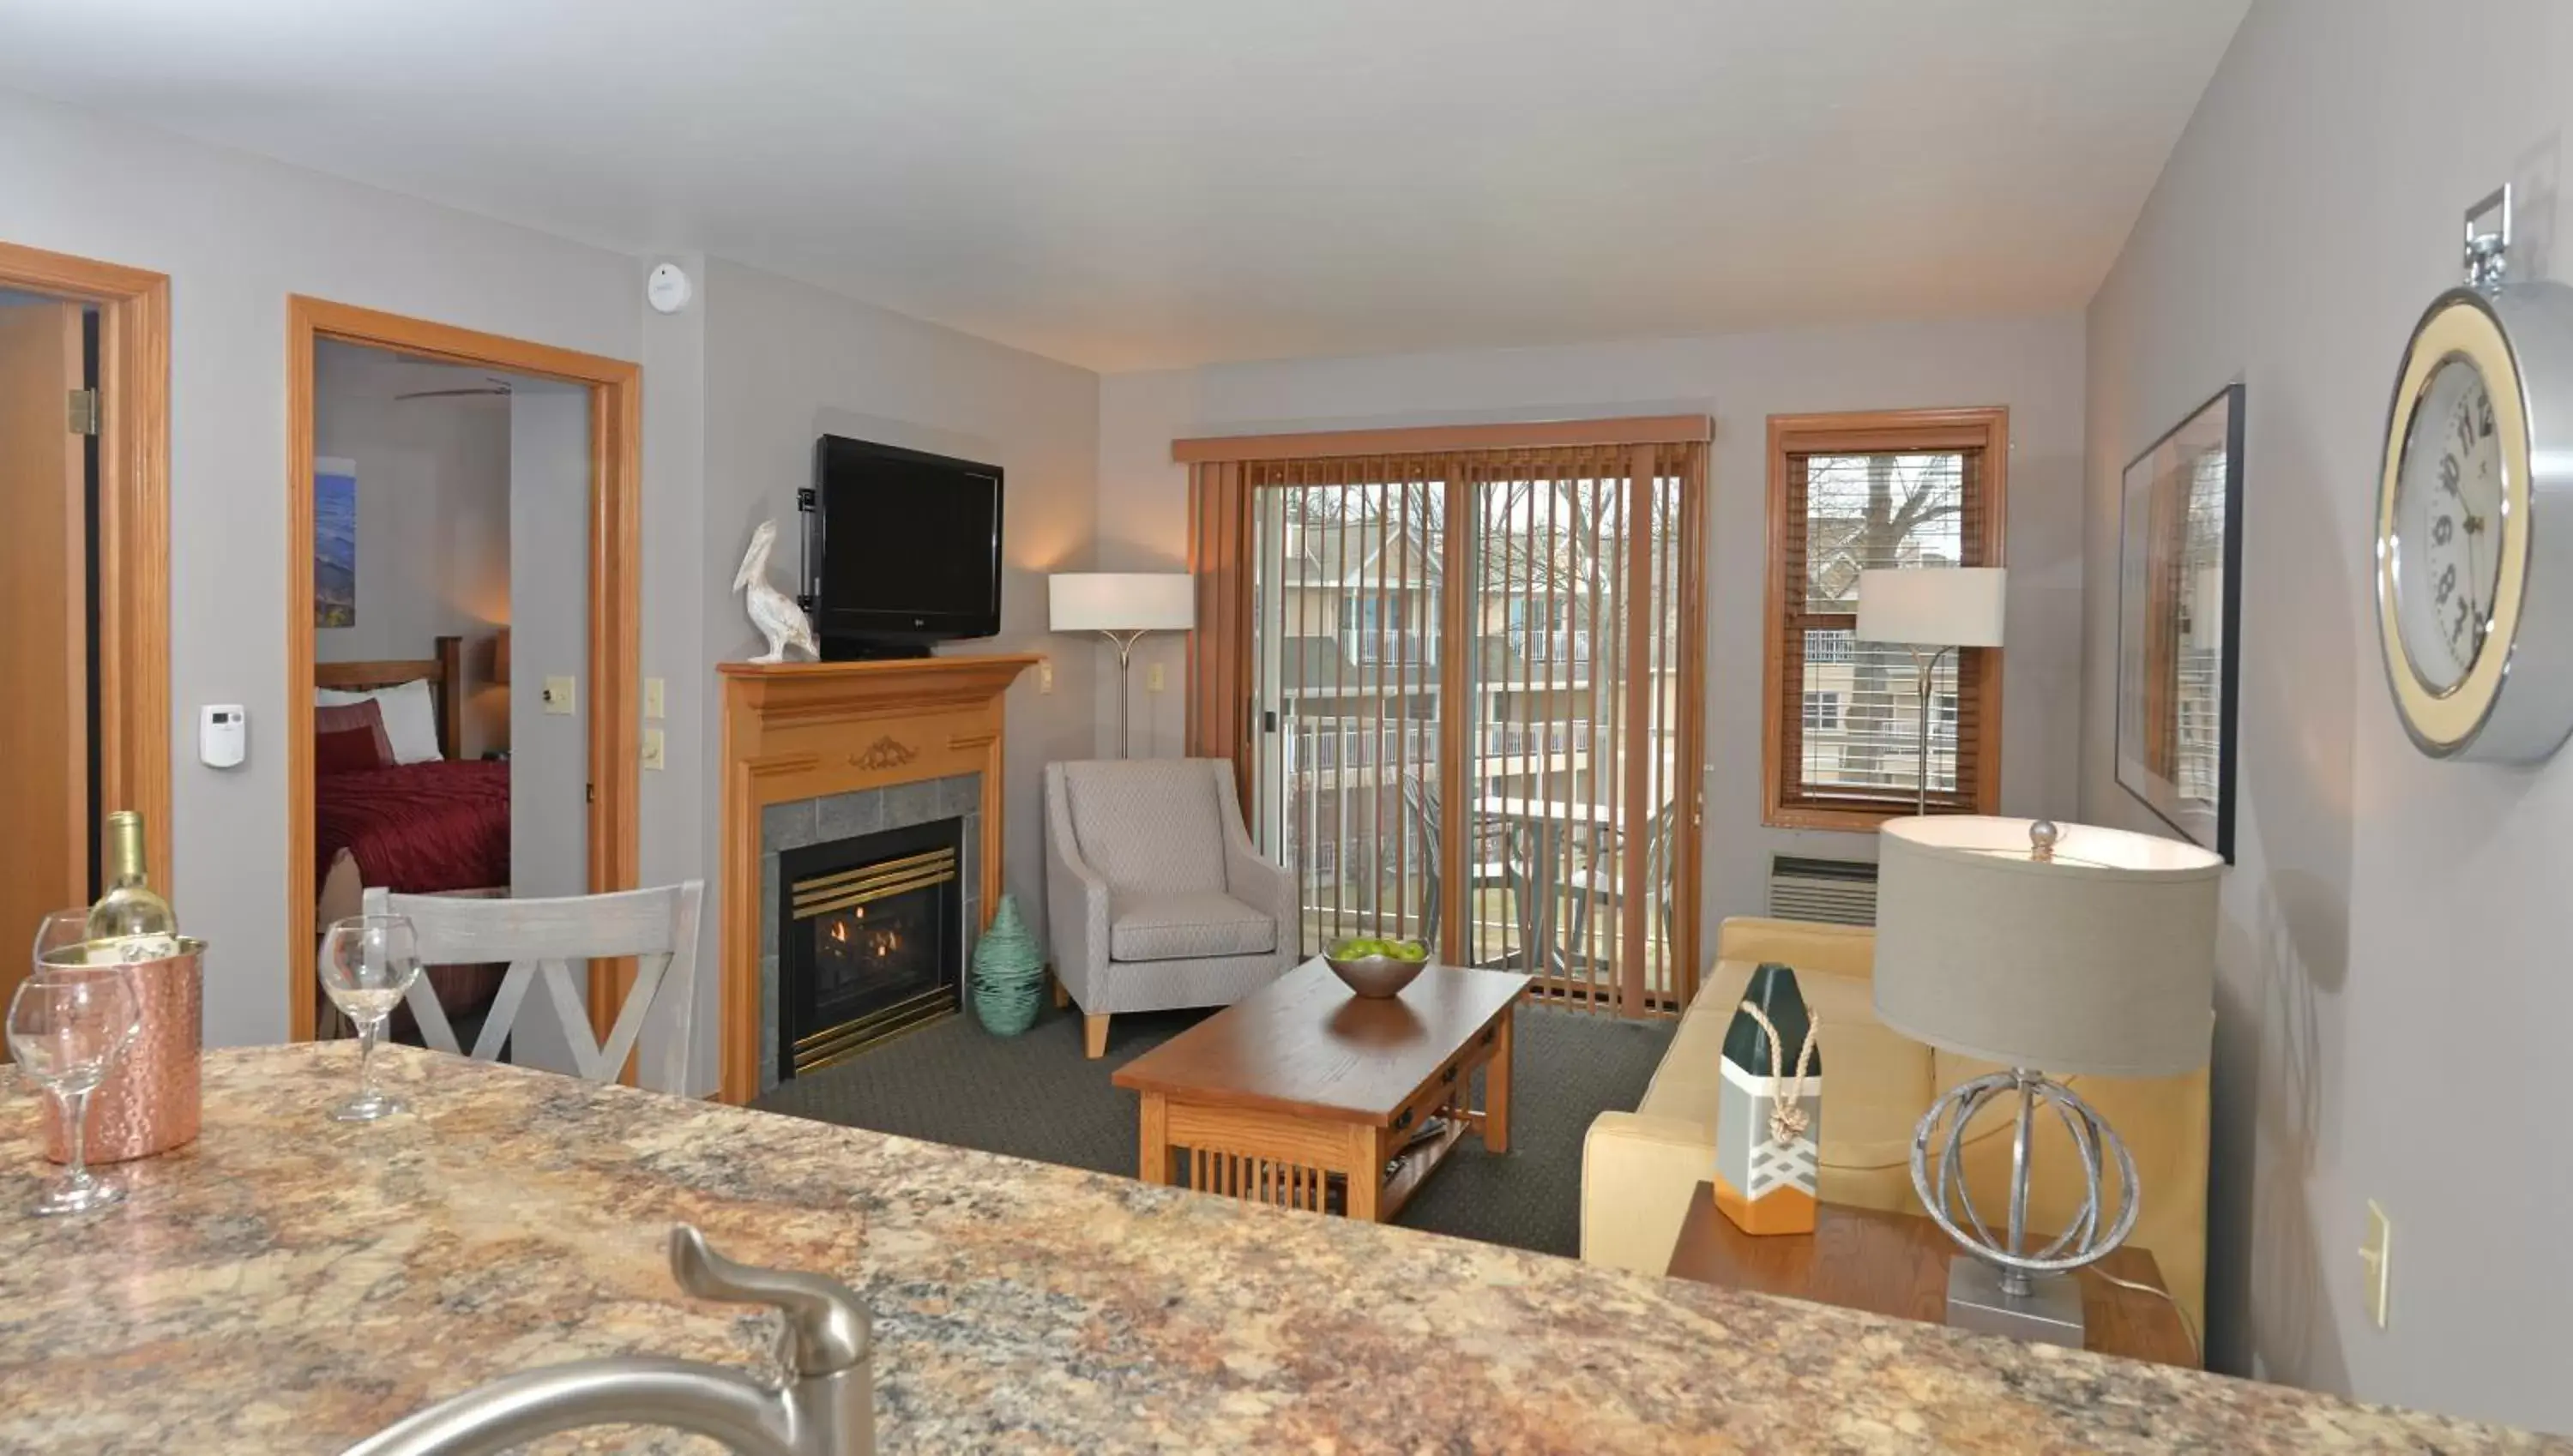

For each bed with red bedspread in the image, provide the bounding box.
[315,760,510,895]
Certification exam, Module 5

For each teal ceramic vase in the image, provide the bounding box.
[972,894,1045,1037]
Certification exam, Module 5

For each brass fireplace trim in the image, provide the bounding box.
[792,985,956,1075]
[790,846,959,919]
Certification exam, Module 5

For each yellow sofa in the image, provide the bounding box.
[1579,916,2208,1333]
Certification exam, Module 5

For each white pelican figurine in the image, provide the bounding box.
[733,520,817,664]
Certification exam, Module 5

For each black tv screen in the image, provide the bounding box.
[806,436,1003,653]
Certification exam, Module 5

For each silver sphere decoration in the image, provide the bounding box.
[1909,1069,2139,1296]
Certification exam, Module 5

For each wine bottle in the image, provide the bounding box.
[87,810,179,962]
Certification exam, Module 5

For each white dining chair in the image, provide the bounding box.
[361,881,703,1093]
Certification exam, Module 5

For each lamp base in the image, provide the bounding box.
[1946,1258,2085,1348]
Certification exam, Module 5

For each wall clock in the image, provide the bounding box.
[2376,186,2573,761]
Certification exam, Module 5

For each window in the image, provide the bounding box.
[1763,408,2005,828]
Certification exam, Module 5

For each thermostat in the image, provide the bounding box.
[200,705,246,769]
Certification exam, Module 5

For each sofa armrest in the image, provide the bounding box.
[1042,768,1112,1007]
[1579,1110,1715,1275]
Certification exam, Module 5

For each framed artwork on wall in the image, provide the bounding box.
[314,455,356,629]
[2117,383,2244,859]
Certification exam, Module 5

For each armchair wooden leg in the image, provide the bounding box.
[1083,1013,1111,1060]
[1051,974,1069,1010]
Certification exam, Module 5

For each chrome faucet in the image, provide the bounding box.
[344,1225,873,1456]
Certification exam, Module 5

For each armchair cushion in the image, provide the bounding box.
[1058,761,1228,895]
[1111,890,1279,963]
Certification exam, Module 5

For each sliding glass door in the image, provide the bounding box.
[1218,436,1704,1017]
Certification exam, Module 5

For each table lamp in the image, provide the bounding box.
[1048,573,1194,758]
[1854,567,2006,814]
[1873,815,2221,1346]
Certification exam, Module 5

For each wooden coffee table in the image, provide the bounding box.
[1111,958,1531,1221]
[1665,1182,2197,1367]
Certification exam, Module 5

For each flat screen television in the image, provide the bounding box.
[803,435,1003,658]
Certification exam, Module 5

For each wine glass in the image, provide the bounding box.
[318,914,421,1122]
[31,910,94,965]
[8,964,143,1215]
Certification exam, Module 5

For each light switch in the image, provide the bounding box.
[644,677,666,720]
[543,677,576,715]
[2359,1199,2392,1328]
[641,728,666,771]
[1147,662,1166,692]
[1038,659,1055,694]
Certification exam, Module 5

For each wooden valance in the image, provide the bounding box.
[1173,413,1713,464]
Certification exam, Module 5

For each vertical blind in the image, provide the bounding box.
[1184,424,1706,1017]
[1769,411,2005,823]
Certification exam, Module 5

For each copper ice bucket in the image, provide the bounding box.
[42,938,204,1164]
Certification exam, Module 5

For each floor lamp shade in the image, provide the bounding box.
[1855,568,2007,648]
[1874,817,2221,1077]
[1047,574,1195,633]
[1049,572,1194,759]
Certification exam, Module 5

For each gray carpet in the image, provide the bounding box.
[752,999,1673,1257]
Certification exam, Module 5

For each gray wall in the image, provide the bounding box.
[311,342,510,755]
[2079,0,2573,1429]
[502,380,592,1073]
[1094,312,2090,924]
[0,85,671,1049]
[692,257,1101,1095]
[0,84,1107,1091]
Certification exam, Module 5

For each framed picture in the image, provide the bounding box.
[2117,384,2243,859]
[314,455,357,629]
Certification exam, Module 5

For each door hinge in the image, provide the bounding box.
[587,783,598,804]
[66,388,99,436]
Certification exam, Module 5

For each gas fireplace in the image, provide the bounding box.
[774,816,963,1081]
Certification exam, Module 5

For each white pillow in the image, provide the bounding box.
[315,678,444,765]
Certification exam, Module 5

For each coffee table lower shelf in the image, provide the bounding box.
[1137,1088,1489,1222]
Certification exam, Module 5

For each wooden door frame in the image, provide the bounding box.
[285,297,641,1050]
[0,241,172,896]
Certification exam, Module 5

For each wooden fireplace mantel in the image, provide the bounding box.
[717,653,1039,1104]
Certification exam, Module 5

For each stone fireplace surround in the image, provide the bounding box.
[757,773,980,1094]
[717,655,1038,1104]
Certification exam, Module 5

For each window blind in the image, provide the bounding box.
[1764,410,2006,827]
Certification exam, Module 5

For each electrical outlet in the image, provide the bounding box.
[1039,659,1055,694]
[644,677,666,720]
[641,728,666,771]
[1147,662,1166,692]
[542,677,577,715]
[2359,1200,2392,1328]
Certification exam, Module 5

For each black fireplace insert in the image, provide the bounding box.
[775,815,963,1081]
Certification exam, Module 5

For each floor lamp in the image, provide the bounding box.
[1049,573,1195,758]
[1854,568,2007,815]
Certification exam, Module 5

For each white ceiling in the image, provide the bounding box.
[0,1,2247,371]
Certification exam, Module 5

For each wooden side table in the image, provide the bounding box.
[1664,1182,2196,1368]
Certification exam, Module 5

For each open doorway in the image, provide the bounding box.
[286,298,639,1067]
[0,244,169,1015]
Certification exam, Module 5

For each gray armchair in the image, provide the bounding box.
[1043,758,1296,1059]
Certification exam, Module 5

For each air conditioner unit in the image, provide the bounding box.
[1767,855,1878,927]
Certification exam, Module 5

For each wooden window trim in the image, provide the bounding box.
[1762,407,2007,831]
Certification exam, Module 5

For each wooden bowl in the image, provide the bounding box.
[1323,953,1429,999]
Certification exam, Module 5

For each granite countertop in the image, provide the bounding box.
[0,1045,2553,1454]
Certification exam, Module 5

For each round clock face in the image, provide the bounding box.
[2389,356,2505,693]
